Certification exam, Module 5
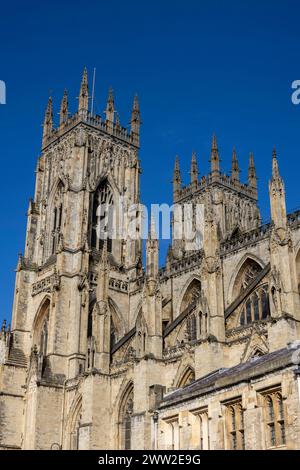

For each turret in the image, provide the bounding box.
[141,213,162,358]
[268,148,300,322]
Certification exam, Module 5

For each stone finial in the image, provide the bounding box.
[105,87,115,123]
[59,89,68,125]
[78,67,89,113]
[190,151,199,184]
[271,146,281,181]
[231,147,240,182]
[131,94,141,144]
[210,134,220,175]
[42,96,53,147]
[248,152,257,190]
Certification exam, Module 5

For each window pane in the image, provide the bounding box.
[261,290,270,319]
[269,423,276,446]
[280,422,286,445]
[253,294,259,321]
[267,397,274,421]
[246,300,251,324]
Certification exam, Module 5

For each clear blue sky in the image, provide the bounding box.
[0,0,300,325]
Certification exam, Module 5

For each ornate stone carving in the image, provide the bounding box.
[32,270,60,296]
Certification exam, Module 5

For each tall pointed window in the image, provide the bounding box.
[261,389,286,448]
[70,402,82,450]
[40,314,49,357]
[33,299,50,357]
[180,279,201,313]
[51,184,63,255]
[225,400,245,450]
[119,384,134,450]
[91,181,113,253]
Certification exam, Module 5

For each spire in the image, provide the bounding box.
[210,134,220,176]
[190,151,199,184]
[231,147,240,182]
[42,96,53,147]
[105,87,115,123]
[78,67,89,114]
[173,155,182,197]
[59,89,68,125]
[131,94,141,145]
[248,152,257,191]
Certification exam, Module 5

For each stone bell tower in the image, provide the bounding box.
[2,68,143,449]
[172,135,261,258]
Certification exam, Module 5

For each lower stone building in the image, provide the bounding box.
[158,345,300,450]
[0,71,300,450]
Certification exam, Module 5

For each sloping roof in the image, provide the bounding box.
[160,346,299,409]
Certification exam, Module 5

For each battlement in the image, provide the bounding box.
[42,109,139,150]
[175,171,257,203]
[42,68,141,151]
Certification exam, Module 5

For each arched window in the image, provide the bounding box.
[226,401,245,450]
[69,400,82,450]
[40,314,49,357]
[232,258,263,299]
[119,384,134,450]
[239,285,270,326]
[180,279,201,313]
[33,299,50,356]
[51,183,63,255]
[262,390,286,448]
[91,180,113,253]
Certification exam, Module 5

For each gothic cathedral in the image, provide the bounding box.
[1,69,300,450]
